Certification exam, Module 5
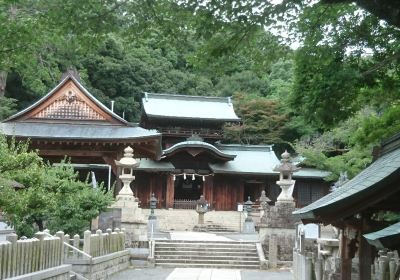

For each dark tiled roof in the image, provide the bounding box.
[163,141,236,161]
[364,222,400,249]
[293,147,400,220]
[0,122,160,140]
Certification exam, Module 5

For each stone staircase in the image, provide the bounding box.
[193,222,236,232]
[154,240,261,269]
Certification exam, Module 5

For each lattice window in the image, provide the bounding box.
[33,90,106,120]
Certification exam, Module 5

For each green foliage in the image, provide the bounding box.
[354,105,400,146]
[0,135,112,236]
[223,93,288,145]
[294,109,376,181]
[0,96,17,120]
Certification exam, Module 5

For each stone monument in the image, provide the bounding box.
[259,150,300,268]
[111,146,147,247]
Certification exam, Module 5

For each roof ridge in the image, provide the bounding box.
[143,92,233,103]
[215,143,274,152]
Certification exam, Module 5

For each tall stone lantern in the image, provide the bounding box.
[273,150,299,203]
[112,146,147,246]
[115,146,139,198]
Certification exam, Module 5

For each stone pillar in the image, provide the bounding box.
[259,151,299,268]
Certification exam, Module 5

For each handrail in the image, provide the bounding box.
[64,242,92,259]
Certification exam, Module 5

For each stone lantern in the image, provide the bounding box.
[148,193,158,220]
[244,196,254,223]
[195,195,208,225]
[112,146,147,247]
[114,146,139,197]
[273,150,299,203]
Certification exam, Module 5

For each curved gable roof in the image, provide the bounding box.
[162,141,236,161]
[5,75,127,125]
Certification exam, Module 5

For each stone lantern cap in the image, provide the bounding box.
[115,146,140,168]
[196,195,208,213]
[273,150,300,174]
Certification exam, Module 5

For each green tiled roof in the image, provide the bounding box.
[209,144,329,178]
[142,93,240,121]
[293,147,400,220]
[363,222,400,249]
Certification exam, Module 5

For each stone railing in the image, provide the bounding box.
[372,250,400,280]
[62,228,129,280]
[293,231,341,280]
[293,231,400,280]
[0,232,70,280]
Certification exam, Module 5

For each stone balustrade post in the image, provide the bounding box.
[55,231,65,265]
[6,233,18,278]
[83,230,91,256]
[73,234,80,258]
[97,229,103,256]
[34,232,46,271]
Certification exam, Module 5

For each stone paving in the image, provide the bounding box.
[110,268,293,280]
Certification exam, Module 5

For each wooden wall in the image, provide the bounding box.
[134,172,331,210]
[212,175,244,210]
[135,172,166,208]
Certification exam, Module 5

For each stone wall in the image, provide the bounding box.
[142,209,244,232]
[66,250,130,280]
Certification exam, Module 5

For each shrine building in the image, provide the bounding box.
[0,74,331,210]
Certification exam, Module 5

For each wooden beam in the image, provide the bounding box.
[38,149,115,157]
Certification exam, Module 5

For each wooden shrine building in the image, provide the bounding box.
[0,74,161,188]
[1,77,331,210]
[136,93,331,210]
[293,132,400,280]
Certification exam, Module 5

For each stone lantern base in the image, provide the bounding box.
[259,201,298,268]
[111,194,148,247]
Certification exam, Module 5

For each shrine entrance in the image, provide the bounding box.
[174,176,203,200]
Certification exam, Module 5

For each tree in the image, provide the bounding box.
[223,93,288,145]
[0,135,112,236]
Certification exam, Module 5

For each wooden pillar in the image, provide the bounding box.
[166,174,175,209]
[341,227,357,280]
[359,214,372,280]
[359,235,372,280]
[341,235,352,280]
[203,176,214,209]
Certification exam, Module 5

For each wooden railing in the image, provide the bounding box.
[173,199,197,209]
[0,232,64,279]
[159,127,223,139]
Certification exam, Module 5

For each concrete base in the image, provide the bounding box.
[66,250,130,280]
[7,265,71,280]
[243,221,256,234]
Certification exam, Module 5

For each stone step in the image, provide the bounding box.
[155,240,256,244]
[154,240,261,269]
[156,258,260,265]
[155,246,257,253]
[155,250,258,257]
[155,262,260,269]
[155,255,259,261]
